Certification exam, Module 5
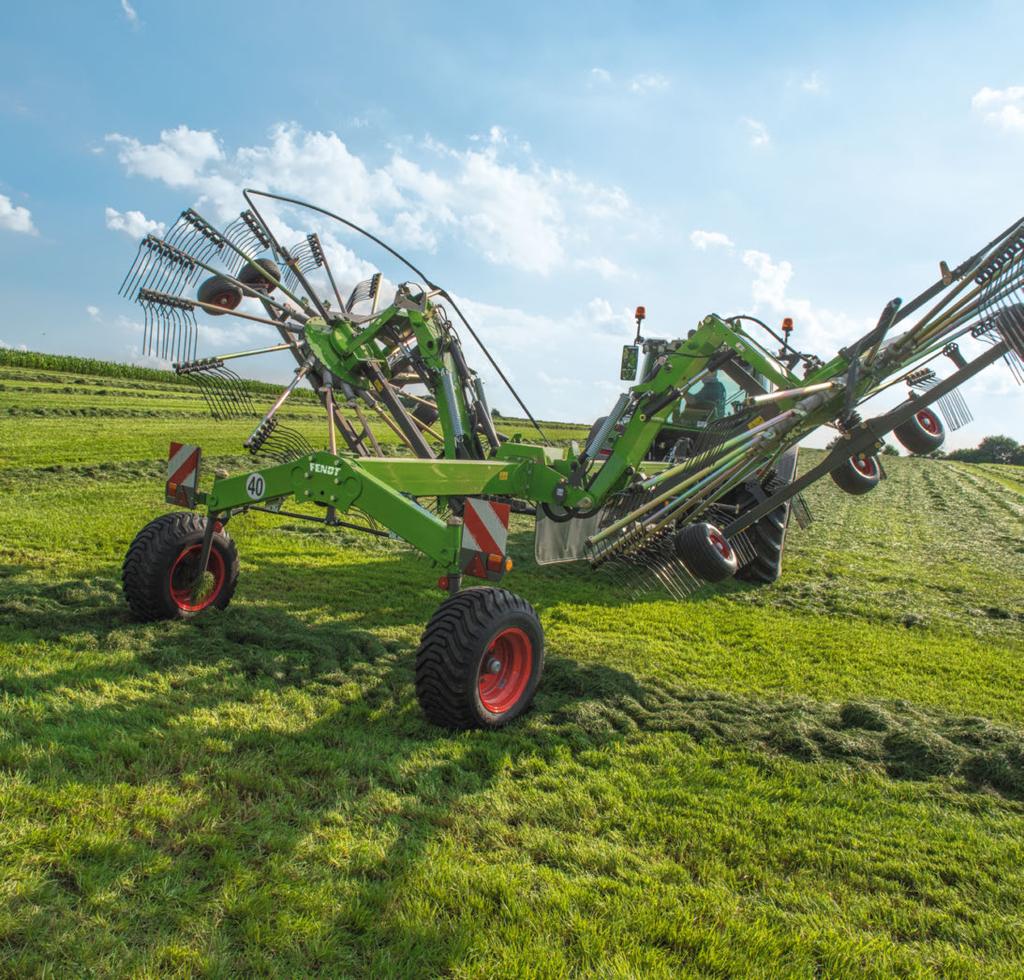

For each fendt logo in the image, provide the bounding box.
[309,462,341,477]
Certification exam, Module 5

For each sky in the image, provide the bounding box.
[1,0,1022,447]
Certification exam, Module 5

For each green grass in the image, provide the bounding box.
[2,363,1024,976]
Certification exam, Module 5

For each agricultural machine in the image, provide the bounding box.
[117,191,1024,728]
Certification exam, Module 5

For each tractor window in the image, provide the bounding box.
[720,375,746,414]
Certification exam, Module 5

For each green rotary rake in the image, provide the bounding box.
[115,190,1024,729]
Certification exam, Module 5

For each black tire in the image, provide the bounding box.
[736,447,799,584]
[830,454,881,495]
[415,587,545,729]
[122,513,239,621]
[197,275,243,315]
[237,258,280,293]
[893,407,944,455]
[673,522,739,582]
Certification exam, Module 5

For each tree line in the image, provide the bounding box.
[946,435,1024,465]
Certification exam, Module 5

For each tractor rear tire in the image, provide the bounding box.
[415,587,545,729]
[830,454,881,495]
[674,522,739,582]
[122,513,239,621]
[893,407,944,455]
[736,448,799,584]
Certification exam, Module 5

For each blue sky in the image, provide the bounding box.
[1,0,1022,446]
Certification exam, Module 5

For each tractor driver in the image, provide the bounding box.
[687,370,727,419]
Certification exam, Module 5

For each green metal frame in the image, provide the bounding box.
[186,284,1003,578]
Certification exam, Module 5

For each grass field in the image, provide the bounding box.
[2,359,1024,976]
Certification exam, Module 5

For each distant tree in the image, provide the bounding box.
[881,443,900,457]
[947,435,1022,464]
[491,407,501,419]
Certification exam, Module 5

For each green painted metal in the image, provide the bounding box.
[198,311,837,573]
[186,248,1013,579]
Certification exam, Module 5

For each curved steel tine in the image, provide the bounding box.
[186,305,197,362]
[141,299,152,356]
[123,236,159,298]
[119,239,149,297]
[149,300,163,359]
[153,300,164,359]
[165,304,175,362]
[161,304,172,361]
[163,211,193,249]
[202,370,226,419]
[167,305,176,362]
[175,305,186,364]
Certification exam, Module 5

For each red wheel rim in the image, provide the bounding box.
[707,529,732,559]
[853,456,877,477]
[169,544,226,612]
[478,627,533,714]
[214,291,240,310]
[915,409,941,434]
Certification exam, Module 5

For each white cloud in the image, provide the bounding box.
[105,123,632,277]
[972,86,1024,132]
[104,206,166,238]
[86,305,100,319]
[120,0,138,25]
[106,125,224,189]
[689,229,734,251]
[0,193,36,234]
[451,293,632,419]
[742,248,868,349]
[0,339,29,351]
[104,124,644,415]
[742,117,770,148]
[589,67,611,84]
[629,73,670,94]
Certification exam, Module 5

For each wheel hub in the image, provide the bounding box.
[478,627,533,714]
[169,544,225,612]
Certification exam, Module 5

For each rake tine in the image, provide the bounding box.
[142,300,153,357]
[162,210,195,250]
[306,233,348,314]
[221,210,273,277]
[198,371,221,420]
[120,235,165,298]
[180,304,195,364]
[171,303,181,360]
[167,301,178,361]
[166,304,177,362]
[204,368,236,420]
[176,359,258,420]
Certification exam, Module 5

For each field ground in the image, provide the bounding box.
[1,360,1024,976]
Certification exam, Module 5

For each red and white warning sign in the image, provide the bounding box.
[166,442,201,507]
[460,498,511,581]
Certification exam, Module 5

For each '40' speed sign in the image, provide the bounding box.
[245,473,265,500]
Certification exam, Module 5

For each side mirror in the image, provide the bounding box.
[620,344,639,381]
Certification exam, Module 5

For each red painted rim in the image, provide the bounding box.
[478,627,533,714]
[169,544,226,612]
[853,455,877,477]
[707,529,733,559]
[915,409,941,435]
[213,290,241,310]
